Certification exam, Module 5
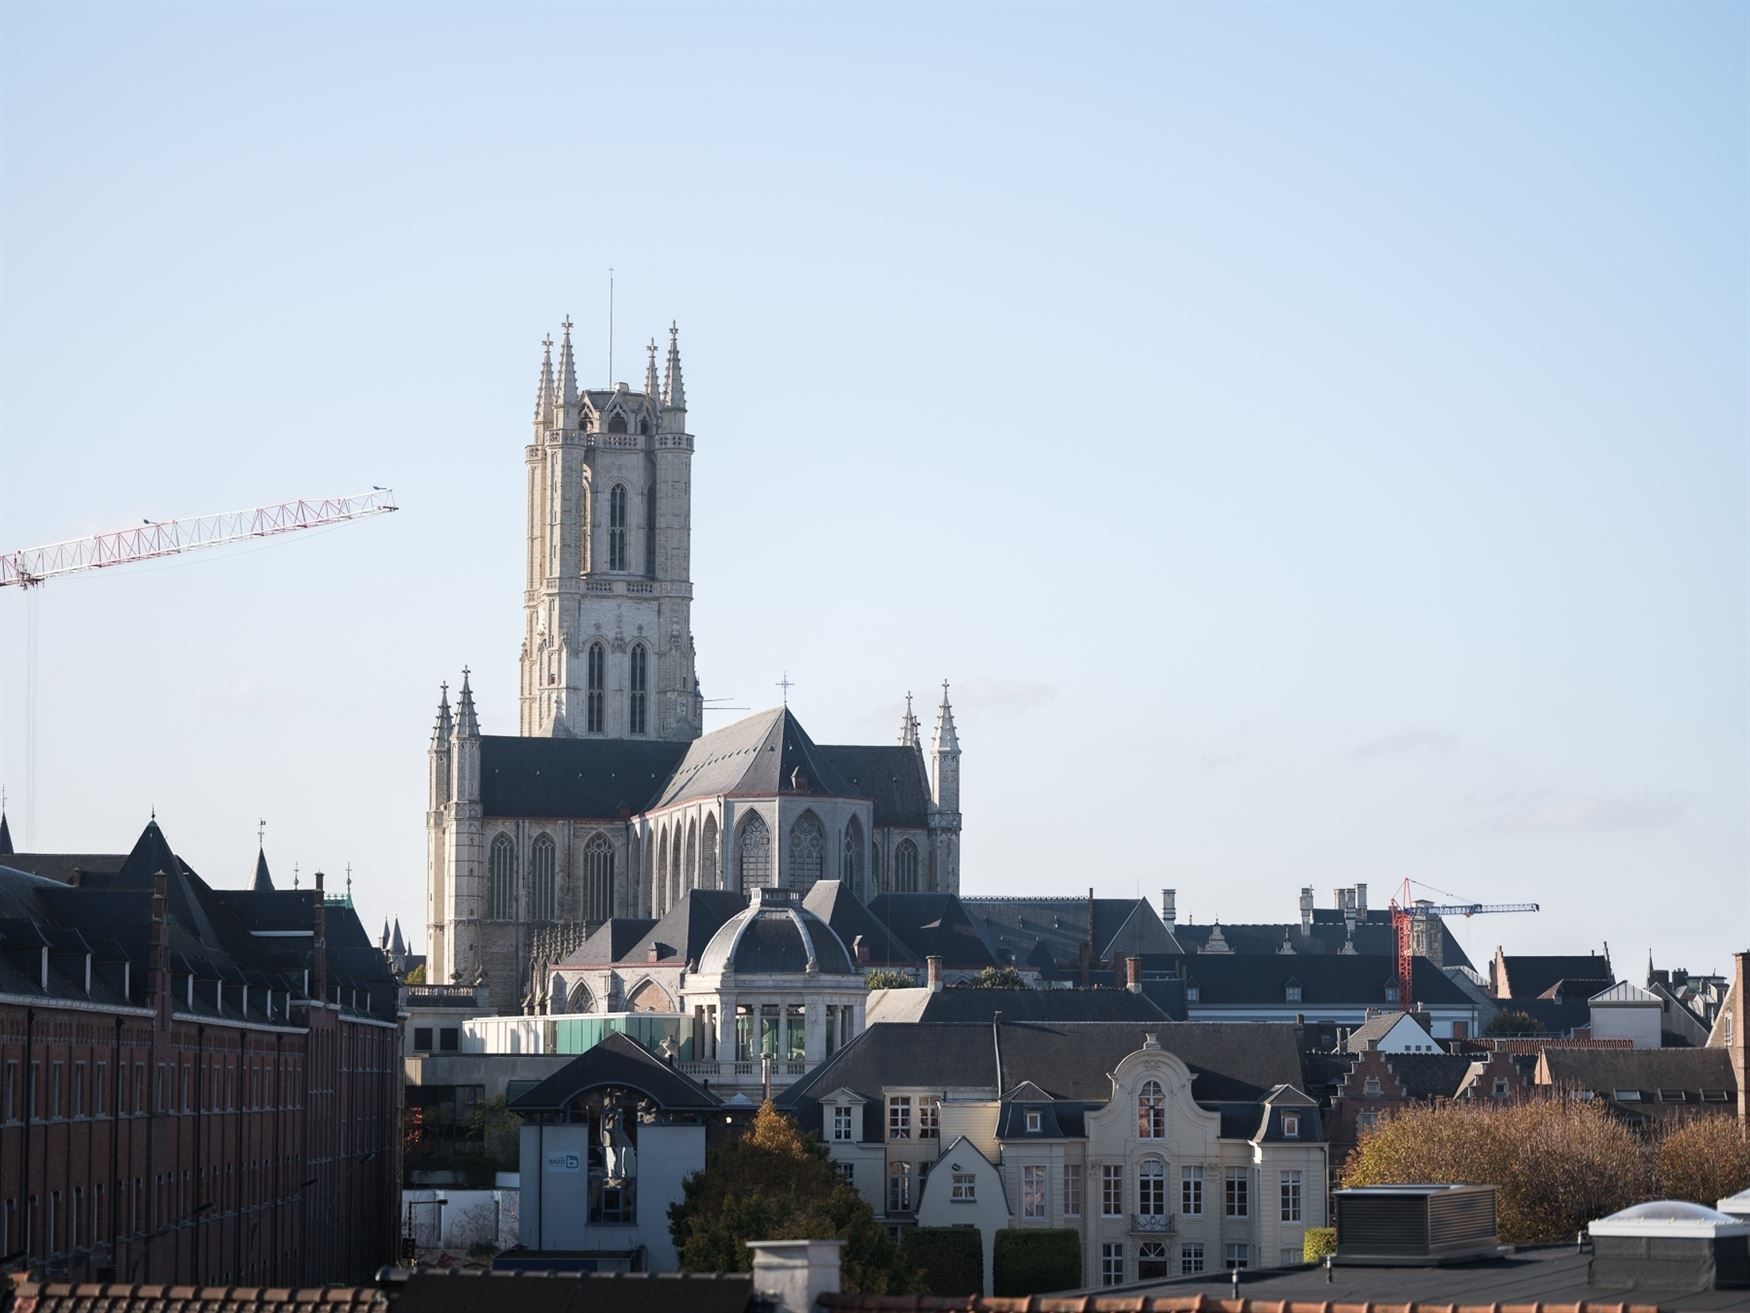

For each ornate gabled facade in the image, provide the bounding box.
[425,321,964,992]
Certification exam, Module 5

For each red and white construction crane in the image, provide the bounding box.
[0,487,398,588]
[1389,877,1539,1010]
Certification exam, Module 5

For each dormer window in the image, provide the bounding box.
[1025,1110,1042,1133]
[1384,984,1400,1004]
[1282,1113,1300,1138]
[1186,985,1201,1003]
[1285,983,1302,1003]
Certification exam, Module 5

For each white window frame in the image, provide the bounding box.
[1101,1164,1124,1217]
[832,1105,853,1141]
[1181,1165,1204,1216]
[951,1172,976,1202]
[1100,1242,1124,1286]
[888,1095,912,1139]
[1282,1112,1300,1138]
[1181,1242,1205,1275]
[1280,1169,1302,1223]
[1025,1109,1042,1133]
[1063,1162,1083,1217]
[1224,1243,1249,1270]
[1224,1167,1248,1218]
[1022,1165,1047,1219]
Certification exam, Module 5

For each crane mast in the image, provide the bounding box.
[0,488,398,588]
[1389,878,1539,1011]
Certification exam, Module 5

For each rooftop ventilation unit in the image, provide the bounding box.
[1589,1200,1750,1293]
[1332,1184,1500,1265]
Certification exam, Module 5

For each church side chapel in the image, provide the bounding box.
[425,319,965,994]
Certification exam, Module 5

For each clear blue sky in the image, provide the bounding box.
[1,1,1744,975]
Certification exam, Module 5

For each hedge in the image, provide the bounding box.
[993,1228,1080,1296]
[900,1227,984,1296]
[1302,1228,1336,1263]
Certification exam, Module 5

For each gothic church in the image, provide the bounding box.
[425,320,963,989]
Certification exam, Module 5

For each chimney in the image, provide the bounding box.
[1299,886,1314,936]
[311,870,328,1003]
[1356,882,1368,915]
[748,1239,842,1313]
[927,955,943,993]
[1126,954,1142,994]
[1160,889,1176,927]
[1730,952,1748,1133]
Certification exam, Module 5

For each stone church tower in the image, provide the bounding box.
[519,319,702,741]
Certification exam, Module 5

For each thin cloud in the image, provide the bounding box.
[1473,788,1698,834]
[1355,728,1458,759]
[950,678,1057,711]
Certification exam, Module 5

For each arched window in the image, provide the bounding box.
[607,412,628,435]
[893,839,920,894]
[669,827,683,910]
[608,484,628,571]
[489,835,517,920]
[737,813,771,893]
[685,819,698,892]
[842,816,864,895]
[1138,1079,1166,1139]
[700,815,719,889]
[1138,1157,1166,1216]
[586,642,606,733]
[788,811,825,890]
[579,475,592,573]
[657,828,671,916]
[529,834,556,921]
[1137,1241,1170,1280]
[583,833,614,923]
[638,417,650,436]
[629,644,648,735]
[627,980,666,1011]
[568,980,595,1013]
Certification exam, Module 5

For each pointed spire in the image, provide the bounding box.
[931,680,959,753]
[557,316,579,416]
[898,692,920,748]
[391,918,406,958]
[432,681,453,745]
[644,337,661,400]
[252,845,274,893]
[0,809,11,856]
[663,321,686,410]
[535,335,555,428]
[455,667,480,737]
[381,918,391,949]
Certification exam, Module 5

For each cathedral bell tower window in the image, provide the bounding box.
[587,642,606,733]
[630,644,649,735]
[608,485,628,571]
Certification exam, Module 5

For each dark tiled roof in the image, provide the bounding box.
[510,1031,720,1113]
[620,889,746,967]
[1496,952,1612,1000]
[558,917,659,967]
[1381,1053,1474,1099]
[867,893,1000,969]
[1342,1010,1431,1052]
[1541,1047,1736,1095]
[1174,911,1476,974]
[819,744,931,828]
[1181,954,1471,1007]
[478,735,687,818]
[964,896,1185,969]
[697,894,855,975]
[884,987,1172,1025]
[648,708,857,809]
[803,879,919,966]
[1504,996,1593,1036]
[0,852,126,883]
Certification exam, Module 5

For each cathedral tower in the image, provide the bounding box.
[519,319,702,741]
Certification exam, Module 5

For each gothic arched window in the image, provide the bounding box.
[893,839,920,894]
[608,484,628,571]
[842,815,864,896]
[685,819,698,892]
[700,814,719,889]
[583,833,614,923]
[1138,1157,1166,1216]
[657,828,671,916]
[629,644,648,735]
[489,834,517,920]
[568,980,595,1013]
[529,834,556,921]
[788,811,825,890]
[1138,1079,1166,1139]
[737,813,771,894]
[608,412,628,435]
[586,642,605,734]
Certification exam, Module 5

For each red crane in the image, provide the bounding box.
[1389,878,1539,1010]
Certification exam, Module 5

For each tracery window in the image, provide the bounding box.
[629,644,648,735]
[700,814,719,888]
[1138,1079,1166,1138]
[529,834,556,921]
[586,642,606,733]
[737,813,771,893]
[489,835,516,920]
[608,484,628,571]
[608,411,628,435]
[583,833,615,922]
[841,815,863,894]
[893,839,920,894]
[788,811,825,890]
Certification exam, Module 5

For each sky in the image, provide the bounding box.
[0,1,1744,977]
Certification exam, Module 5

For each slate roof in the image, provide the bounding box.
[696,890,856,976]
[1540,1047,1737,1097]
[819,744,931,828]
[803,879,919,966]
[866,893,1001,969]
[1342,1010,1432,1052]
[0,852,128,884]
[964,896,1185,969]
[509,1030,721,1113]
[477,735,687,818]
[865,986,1172,1026]
[617,889,746,967]
[1494,951,1612,1000]
[558,917,659,967]
[648,708,857,810]
[1173,910,1477,974]
[1378,1053,1474,1099]
[1180,953,1472,1007]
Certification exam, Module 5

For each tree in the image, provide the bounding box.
[954,966,1029,989]
[669,1101,913,1294]
[1484,1010,1544,1036]
[1342,1097,1651,1243]
[1655,1115,1750,1206]
[864,969,917,990]
[404,963,427,985]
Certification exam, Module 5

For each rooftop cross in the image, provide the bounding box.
[776,671,796,705]
[257,817,266,846]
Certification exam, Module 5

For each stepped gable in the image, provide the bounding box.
[477,735,689,819]
[649,707,856,810]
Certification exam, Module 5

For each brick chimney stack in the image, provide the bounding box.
[927,955,942,993]
[1730,951,1748,1133]
[1126,954,1142,994]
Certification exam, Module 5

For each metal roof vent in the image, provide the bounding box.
[1589,1200,1750,1293]
[1332,1184,1500,1265]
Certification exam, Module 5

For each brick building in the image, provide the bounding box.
[0,818,401,1286]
